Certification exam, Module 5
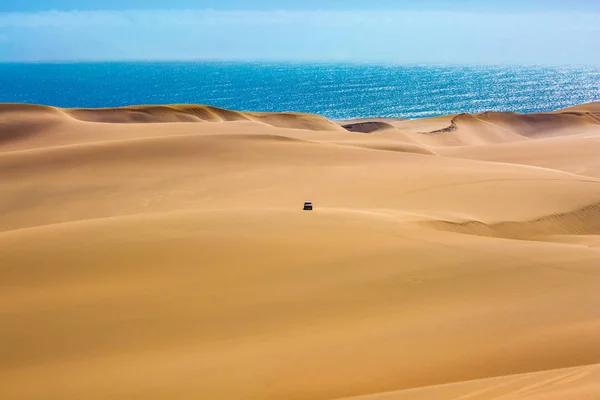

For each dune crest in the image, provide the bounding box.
[65,104,344,131]
[1,103,344,131]
[356,102,600,147]
[420,202,600,241]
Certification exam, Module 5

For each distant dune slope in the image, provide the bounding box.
[1,102,600,400]
[339,363,600,400]
[340,102,600,147]
[558,102,600,116]
[439,136,600,177]
[65,104,345,131]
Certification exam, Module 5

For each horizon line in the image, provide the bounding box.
[1,60,598,67]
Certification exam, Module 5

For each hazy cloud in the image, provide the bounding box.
[0,9,598,63]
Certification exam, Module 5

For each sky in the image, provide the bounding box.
[0,1,598,64]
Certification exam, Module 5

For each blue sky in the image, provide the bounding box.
[0,1,598,63]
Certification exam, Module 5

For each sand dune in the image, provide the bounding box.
[440,135,600,177]
[1,102,600,400]
[339,363,600,400]
[65,104,345,132]
[343,105,600,147]
[557,102,600,115]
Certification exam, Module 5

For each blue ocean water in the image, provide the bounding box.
[0,62,598,120]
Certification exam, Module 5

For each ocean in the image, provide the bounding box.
[1,62,599,120]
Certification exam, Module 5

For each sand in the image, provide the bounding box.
[1,102,599,400]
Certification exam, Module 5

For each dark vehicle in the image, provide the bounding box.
[303,201,313,211]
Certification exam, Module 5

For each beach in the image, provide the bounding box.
[1,102,600,399]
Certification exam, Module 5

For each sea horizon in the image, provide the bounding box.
[1,62,599,120]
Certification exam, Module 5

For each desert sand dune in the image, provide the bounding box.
[1,102,599,400]
[338,363,600,400]
[65,104,345,132]
[344,104,600,148]
[557,102,600,115]
[475,111,600,138]
[440,135,600,177]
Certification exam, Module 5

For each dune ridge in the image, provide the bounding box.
[66,104,346,131]
[336,362,600,400]
[420,201,600,241]
[1,101,600,400]
[414,110,600,138]
[338,104,600,148]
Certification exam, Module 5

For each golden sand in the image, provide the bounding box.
[1,103,599,399]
